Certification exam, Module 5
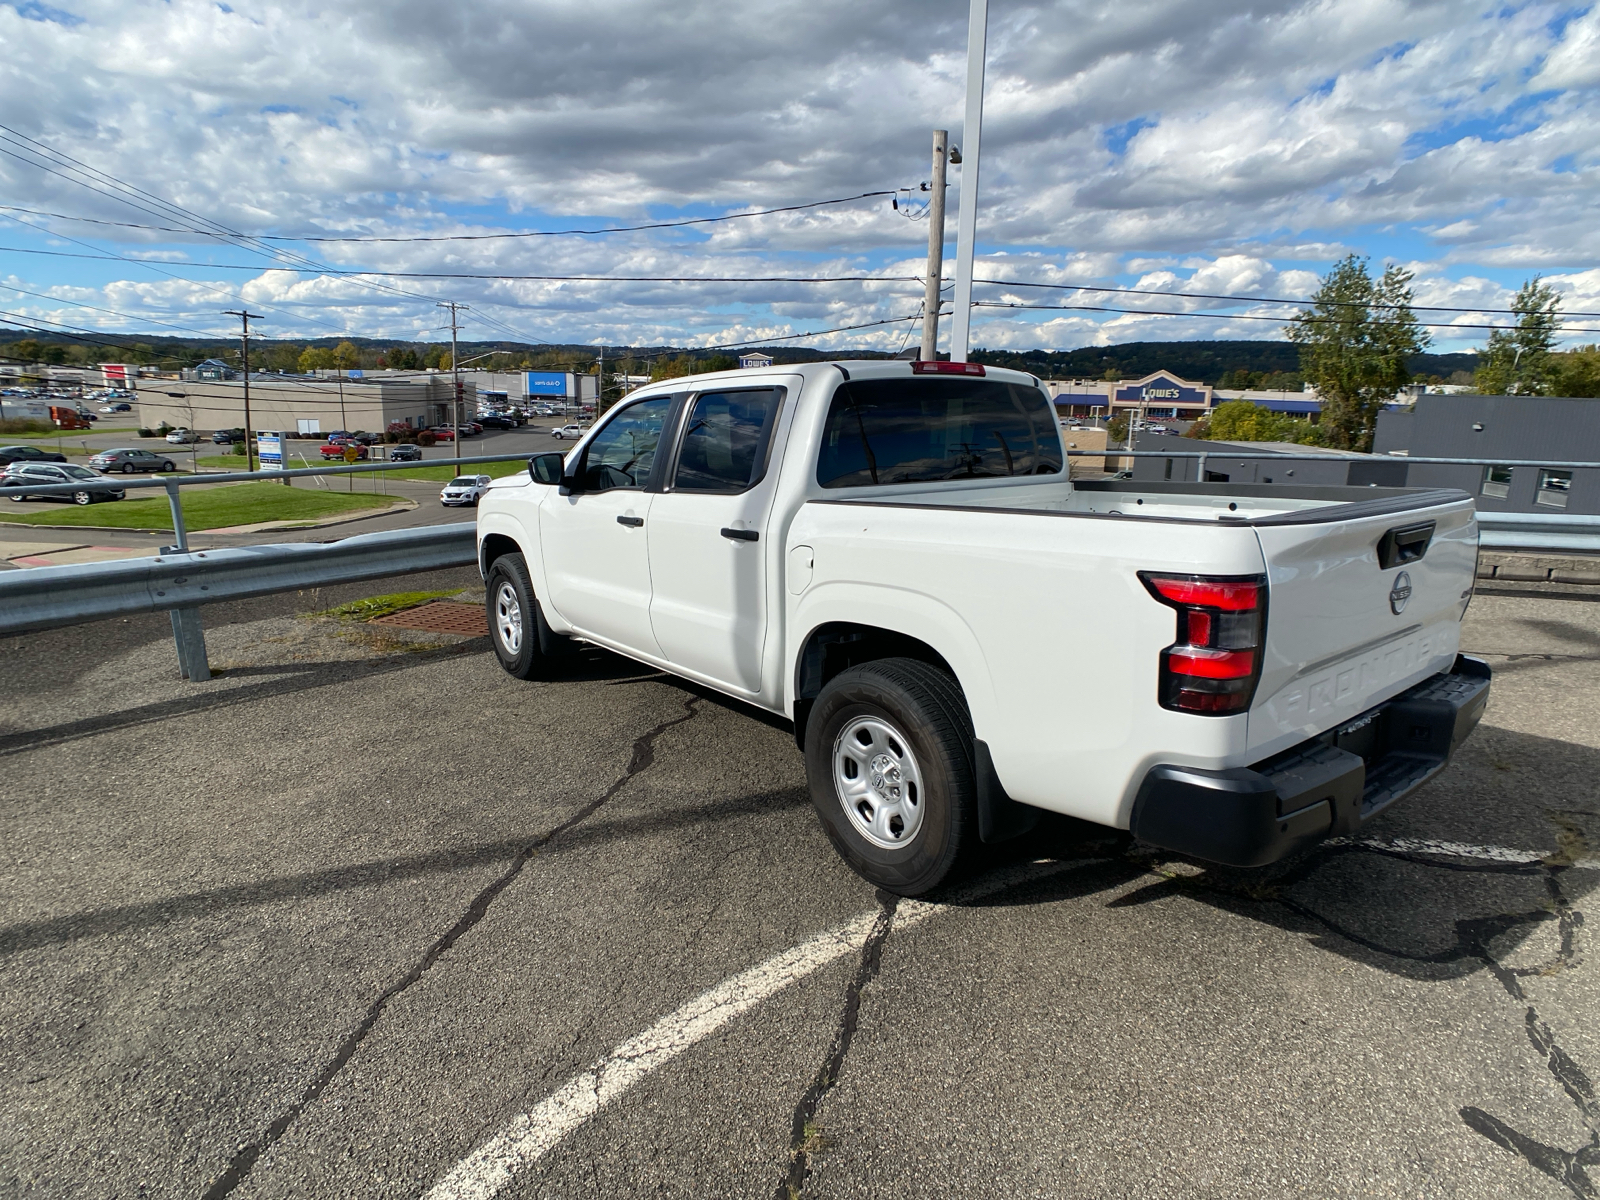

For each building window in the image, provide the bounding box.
[1536,469,1572,508]
[1481,465,1512,499]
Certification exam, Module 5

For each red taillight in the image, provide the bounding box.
[1140,572,1267,716]
[910,360,986,376]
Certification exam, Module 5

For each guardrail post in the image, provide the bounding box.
[161,476,210,681]
[1196,452,1207,482]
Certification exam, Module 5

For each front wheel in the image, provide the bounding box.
[804,657,978,896]
[160,461,175,472]
[8,493,24,503]
[121,464,134,474]
[72,490,92,505]
[485,551,571,681]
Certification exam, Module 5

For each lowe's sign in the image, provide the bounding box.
[1113,372,1209,410]
[526,371,570,397]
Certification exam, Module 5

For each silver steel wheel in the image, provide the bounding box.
[494,581,523,655]
[833,715,925,850]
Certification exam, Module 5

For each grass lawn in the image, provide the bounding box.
[3,427,141,442]
[317,589,463,620]
[0,481,394,530]
[384,458,529,483]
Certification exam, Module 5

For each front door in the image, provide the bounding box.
[647,386,786,694]
[540,396,674,657]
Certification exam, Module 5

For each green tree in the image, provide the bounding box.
[298,346,337,372]
[384,346,420,370]
[260,342,304,373]
[1286,255,1428,452]
[1473,277,1562,395]
[1200,399,1323,444]
[333,340,361,372]
[423,345,450,370]
[6,339,42,362]
[1549,345,1600,398]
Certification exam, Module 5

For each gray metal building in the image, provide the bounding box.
[1374,395,1600,516]
[1130,435,1407,487]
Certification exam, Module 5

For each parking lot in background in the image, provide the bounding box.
[1,576,1597,1199]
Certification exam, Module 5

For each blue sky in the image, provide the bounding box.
[1,0,1598,356]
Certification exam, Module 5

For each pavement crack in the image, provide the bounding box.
[198,693,702,1200]
[774,889,898,1200]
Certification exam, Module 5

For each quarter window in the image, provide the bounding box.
[1536,468,1572,508]
[574,397,673,491]
[1481,465,1512,499]
[817,377,1061,489]
[673,388,783,493]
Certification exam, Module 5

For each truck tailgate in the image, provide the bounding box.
[1248,494,1477,758]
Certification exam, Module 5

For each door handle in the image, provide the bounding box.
[720,527,759,542]
[617,515,644,527]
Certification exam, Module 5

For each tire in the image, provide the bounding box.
[72,490,92,505]
[485,552,569,681]
[804,657,978,896]
[121,464,134,474]
[160,461,174,472]
[8,493,24,503]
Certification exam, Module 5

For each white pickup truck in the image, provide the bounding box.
[476,360,1490,894]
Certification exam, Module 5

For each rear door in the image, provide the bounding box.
[646,384,789,694]
[1248,495,1477,756]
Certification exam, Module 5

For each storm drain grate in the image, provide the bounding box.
[371,600,487,636]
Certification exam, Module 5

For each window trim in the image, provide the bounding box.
[1535,467,1572,508]
[662,385,788,496]
[1480,465,1512,499]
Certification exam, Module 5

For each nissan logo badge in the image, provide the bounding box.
[1389,570,1413,615]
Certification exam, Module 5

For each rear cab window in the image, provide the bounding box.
[816,376,1062,489]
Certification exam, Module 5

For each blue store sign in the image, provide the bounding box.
[526,371,569,396]
[1114,372,1208,409]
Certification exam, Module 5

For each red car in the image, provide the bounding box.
[319,441,369,459]
[430,426,456,441]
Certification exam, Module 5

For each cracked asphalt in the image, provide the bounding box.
[2,574,1598,1199]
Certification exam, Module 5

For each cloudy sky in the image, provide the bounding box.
[1,0,1598,357]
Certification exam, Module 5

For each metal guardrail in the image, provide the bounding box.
[4,448,1598,682]
[0,453,529,680]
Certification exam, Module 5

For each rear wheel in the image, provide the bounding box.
[121,464,134,474]
[485,552,572,680]
[805,657,978,896]
[72,490,92,505]
[159,461,174,472]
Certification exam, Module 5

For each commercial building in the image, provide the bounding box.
[133,374,475,437]
[1374,394,1600,516]
[1129,436,1405,486]
[1047,370,1217,422]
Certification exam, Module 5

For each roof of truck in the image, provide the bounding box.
[624,359,1043,395]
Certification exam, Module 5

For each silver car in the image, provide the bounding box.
[440,474,492,506]
[89,448,177,474]
[4,462,127,505]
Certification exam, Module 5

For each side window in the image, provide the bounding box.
[1481,465,1512,499]
[576,397,673,491]
[672,388,783,493]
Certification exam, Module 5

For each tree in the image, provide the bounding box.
[1549,345,1600,398]
[1286,255,1428,452]
[423,345,450,370]
[1474,277,1562,395]
[260,342,304,373]
[385,346,420,370]
[1200,399,1324,444]
[333,340,361,372]
[298,346,337,372]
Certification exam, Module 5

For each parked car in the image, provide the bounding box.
[98,402,133,413]
[211,428,246,444]
[441,474,492,506]
[4,462,126,505]
[88,447,177,474]
[319,440,369,460]
[165,428,202,444]
[0,445,68,466]
[475,414,517,429]
[350,431,381,445]
[550,424,587,440]
[478,359,1491,895]
[389,444,423,462]
[430,426,456,441]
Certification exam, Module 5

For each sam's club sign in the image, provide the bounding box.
[526,371,570,397]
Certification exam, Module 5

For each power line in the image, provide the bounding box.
[970,300,1600,334]
[0,282,219,338]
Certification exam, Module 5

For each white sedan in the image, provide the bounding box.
[440,474,492,507]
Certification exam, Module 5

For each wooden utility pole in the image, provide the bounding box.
[438,301,466,469]
[920,130,949,361]
[222,309,263,471]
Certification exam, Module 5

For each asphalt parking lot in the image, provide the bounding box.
[1,576,1597,1199]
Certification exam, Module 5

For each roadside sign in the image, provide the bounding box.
[343,444,359,463]
[257,431,285,470]
[526,371,569,397]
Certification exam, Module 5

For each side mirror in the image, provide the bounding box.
[528,452,565,486]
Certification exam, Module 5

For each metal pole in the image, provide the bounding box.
[160,475,208,680]
[597,346,605,415]
[920,130,949,361]
[438,300,465,471]
[949,0,988,363]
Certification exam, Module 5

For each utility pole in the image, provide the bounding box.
[222,310,264,471]
[596,346,605,415]
[920,129,949,361]
[950,0,988,363]
[438,301,466,469]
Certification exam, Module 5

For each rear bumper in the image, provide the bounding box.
[1129,654,1491,868]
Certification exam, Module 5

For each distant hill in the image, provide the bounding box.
[972,340,1479,384]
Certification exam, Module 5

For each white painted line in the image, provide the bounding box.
[1329,835,1598,870]
[423,858,1085,1200]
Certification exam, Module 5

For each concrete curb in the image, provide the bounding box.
[1477,550,1600,586]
